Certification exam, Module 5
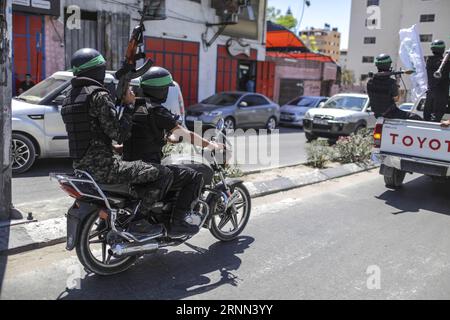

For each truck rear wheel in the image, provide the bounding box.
[384,169,406,189]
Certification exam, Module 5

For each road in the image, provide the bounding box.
[12,127,308,205]
[3,170,450,300]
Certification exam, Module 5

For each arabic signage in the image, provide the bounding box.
[12,0,60,16]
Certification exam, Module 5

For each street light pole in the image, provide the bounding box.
[0,0,13,221]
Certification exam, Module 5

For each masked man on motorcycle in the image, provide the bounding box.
[367,54,422,120]
[61,48,173,237]
[121,67,225,237]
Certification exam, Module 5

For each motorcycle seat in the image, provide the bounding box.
[98,184,131,197]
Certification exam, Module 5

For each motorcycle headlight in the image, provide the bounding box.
[206,111,223,117]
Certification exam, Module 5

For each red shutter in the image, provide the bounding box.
[145,37,199,107]
[256,61,275,100]
[216,45,238,93]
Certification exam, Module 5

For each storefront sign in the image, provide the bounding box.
[226,39,251,57]
[12,0,60,16]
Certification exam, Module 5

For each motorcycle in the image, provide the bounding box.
[50,119,251,276]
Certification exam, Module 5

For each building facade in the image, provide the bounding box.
[299,26,341,62]
[347,0,450,91]
[266,22,338,105]
[11,0,272,106]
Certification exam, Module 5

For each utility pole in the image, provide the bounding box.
[0,0,13,221]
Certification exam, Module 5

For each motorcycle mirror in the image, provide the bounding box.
[216,118,225,131]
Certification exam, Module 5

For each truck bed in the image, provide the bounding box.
[380,119,450,164]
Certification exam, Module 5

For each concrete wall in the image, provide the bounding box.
[44,16,65,77]
[271,58,323,102]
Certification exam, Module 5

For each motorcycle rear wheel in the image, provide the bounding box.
[76,211,137,276]
[209,183,251,242]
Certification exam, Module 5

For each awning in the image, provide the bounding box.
[266,21,308,53]
[266,21,335,63]
[267,51,335,63]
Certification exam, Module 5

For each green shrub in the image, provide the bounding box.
[306,140,334,168]
[334,129,373,164]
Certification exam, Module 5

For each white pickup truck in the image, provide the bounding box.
[372,118,450,188]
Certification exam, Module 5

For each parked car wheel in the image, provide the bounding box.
[224,117,236,132]
[305,132,317,143]
[384,168,406,189]
[265,117,277,132]
[11,133,37,174]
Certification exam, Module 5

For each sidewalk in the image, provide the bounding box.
[0,162,378,255]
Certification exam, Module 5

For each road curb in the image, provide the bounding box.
[1,162,379,256]
[244,163,379,198]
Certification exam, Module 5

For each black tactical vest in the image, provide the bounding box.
[61,78,111,160]
[367,76,397,117]
[123,103,166,163]
[427,55,450,91]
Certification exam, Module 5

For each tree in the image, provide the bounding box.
[275,7,298,31]
[266,6,281,22]
[341,69,355,86]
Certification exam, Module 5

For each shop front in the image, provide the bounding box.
[216,40,274,99]
[12,0,60,95]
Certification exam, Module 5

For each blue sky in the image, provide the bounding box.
[267,0,352,50]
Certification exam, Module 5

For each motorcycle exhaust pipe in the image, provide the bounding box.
[110,241,159,258]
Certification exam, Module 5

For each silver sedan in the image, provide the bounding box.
[185,91,280,132]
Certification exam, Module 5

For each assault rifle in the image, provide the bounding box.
[115,9,153,107]
[368,69,415,79]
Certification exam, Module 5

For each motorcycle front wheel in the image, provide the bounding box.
[76,211,137,276]
[209,183,251,242]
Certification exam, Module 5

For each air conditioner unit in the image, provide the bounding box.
[143,0,167,20]
[212,0,251,23]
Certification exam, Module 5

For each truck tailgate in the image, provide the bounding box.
[380,120,450,163]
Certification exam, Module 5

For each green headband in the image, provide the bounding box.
[375,57,392,65]
[140,74,173,88]
[71,55,106,75]
[431,43,446,49]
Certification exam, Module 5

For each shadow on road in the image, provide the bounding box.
[58,236,254,300]
[13,158,72,179]
[376,175,450,216]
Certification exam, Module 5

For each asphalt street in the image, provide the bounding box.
[12,126,307,205]
[3,170,450,300]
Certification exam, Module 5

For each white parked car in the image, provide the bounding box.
[303,93,376,142]
[12,71,185,173]
[410,93,450,121]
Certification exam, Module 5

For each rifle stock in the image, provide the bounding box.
[434,50,450,79]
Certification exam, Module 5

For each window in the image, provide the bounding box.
[420,14,435,22]
[364,37,376,44]
[362,56,374,63]
[322,96,368,111]
[365,19,378,27]
[420,34,433,42]
[242,95,270,107]
[202,93,242,106]
[367,0,379,6]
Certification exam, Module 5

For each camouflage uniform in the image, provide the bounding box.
[70,87,172,211]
